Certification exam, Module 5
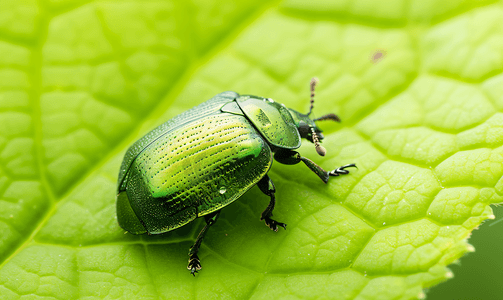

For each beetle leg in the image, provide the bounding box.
[301,158,357,183]
[274,150,356,184]
[258,175,286,232]
[328,163,357,177]
[187,210,220,276]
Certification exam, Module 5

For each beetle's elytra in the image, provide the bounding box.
[116,78,356,275]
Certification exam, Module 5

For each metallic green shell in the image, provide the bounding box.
[117,91,239,193]
[237,95,301,149]
[117,112,272,234]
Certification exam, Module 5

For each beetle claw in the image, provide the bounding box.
[264,217,287,232]
[329,163,357,177]
[188,254,202,276]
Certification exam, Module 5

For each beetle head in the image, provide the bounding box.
[288,109,340,157]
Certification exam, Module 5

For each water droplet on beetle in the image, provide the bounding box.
[219,187,226,194]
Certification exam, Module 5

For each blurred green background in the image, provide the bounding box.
[428,204,503,300]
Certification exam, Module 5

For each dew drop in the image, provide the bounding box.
[219,187,227,194]
[382,222,386,225]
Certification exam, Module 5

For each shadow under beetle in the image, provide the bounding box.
[116,78,356,276]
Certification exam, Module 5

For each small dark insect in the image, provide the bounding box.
[116,78,356,275]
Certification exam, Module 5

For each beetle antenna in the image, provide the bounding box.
[311,127,326,156]
[307,77,318,116]
[313,113,341,123]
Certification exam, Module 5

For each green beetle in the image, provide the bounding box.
[116,78,356,275]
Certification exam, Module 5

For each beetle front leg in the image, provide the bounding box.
[274,150,356,184]
[257,175,286,232]
[187,210,220,276]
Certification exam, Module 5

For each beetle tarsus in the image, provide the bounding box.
[263,217,287,232]
[329,163,357,177]
[188,254,201,276]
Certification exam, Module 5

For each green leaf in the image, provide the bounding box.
[1,0,502,299]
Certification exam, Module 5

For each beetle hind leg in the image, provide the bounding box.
[187,210,220,276]
[258,175,286,232]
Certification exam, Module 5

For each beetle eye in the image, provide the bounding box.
[298,121,311,139]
